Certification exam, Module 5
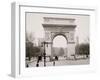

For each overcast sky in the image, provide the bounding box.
[26,13,89,44]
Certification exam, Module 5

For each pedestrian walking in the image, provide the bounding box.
[36,63,39,67]
[53,61,55,66]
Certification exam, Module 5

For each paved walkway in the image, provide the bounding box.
[26,58,89,67]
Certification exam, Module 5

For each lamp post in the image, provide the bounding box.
[41,41,52,67]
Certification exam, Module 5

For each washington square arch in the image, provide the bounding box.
[43,17,76,58]
[26,13,90,67]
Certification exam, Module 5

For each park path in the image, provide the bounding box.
[27,58,89,67]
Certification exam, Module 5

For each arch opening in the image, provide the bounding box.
[52,35,68,57]
[53,35,67,48]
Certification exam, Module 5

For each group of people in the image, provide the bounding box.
[36,56,59,67]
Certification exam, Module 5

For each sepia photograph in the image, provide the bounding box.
[25,12,90,68]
